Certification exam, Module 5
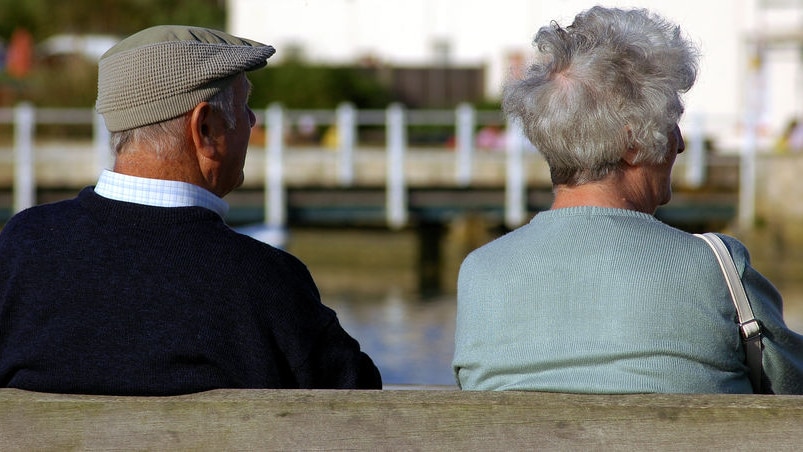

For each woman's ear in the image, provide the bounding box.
[622,125,639,166]
[189,102,217,159]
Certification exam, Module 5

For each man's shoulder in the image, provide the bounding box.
[223,229,309,270]
[3,196,83,229]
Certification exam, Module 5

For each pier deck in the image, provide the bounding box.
[0,143,739,230]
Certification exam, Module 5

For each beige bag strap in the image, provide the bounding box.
[695,233,764,393]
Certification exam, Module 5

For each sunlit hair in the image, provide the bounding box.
[110,78,238,158]
[502,6,699,185]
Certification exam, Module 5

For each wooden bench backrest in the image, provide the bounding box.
[1,388,801,449]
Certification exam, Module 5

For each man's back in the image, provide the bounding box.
[0,188,381,394]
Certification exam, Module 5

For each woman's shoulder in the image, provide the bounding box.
[695,232,751,272]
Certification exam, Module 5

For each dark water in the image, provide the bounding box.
[288,228,803,387]
[325,292,457,386]
[286,227,459,386]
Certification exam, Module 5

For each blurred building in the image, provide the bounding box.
[228,0,802,149]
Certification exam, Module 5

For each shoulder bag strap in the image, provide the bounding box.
[695,233,764,393]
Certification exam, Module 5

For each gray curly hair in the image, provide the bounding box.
[502,6,699,185]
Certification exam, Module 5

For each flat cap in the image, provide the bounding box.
[96,25,275,132]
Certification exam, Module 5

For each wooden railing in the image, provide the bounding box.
[0,104,720,231]
[1,388,801,450]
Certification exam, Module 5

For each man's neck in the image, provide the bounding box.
[113,150,206,189]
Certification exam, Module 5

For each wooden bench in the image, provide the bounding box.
[1,388,801,450]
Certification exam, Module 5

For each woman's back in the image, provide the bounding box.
[453,207,791,393]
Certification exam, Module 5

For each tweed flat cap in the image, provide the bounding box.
[96,25,275,132]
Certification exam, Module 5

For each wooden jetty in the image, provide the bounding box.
[0,142,739,231]
[0,104,740,232]
[0,140,740,294]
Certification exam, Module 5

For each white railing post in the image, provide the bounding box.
[93,112,112,174]
[337,102,356,186]
[386,103,407,229]
[504,118,527,228]
[13,102,35,213]
[266,103,286,230]
[455,103,475,186]
[685,113,706,188]
[740,114,757,232]
[739,44,763,232]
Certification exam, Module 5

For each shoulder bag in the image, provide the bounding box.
[695,232,766,393]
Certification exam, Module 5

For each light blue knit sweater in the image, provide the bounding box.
[453,207,803,394]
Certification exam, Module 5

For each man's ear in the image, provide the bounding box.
[189,102,217,159]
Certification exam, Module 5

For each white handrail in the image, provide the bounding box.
[504,118,526,228]
[1,104,727,233]
[266,103,285,229]
[93,112,112,175]
[336,103,356,186]
[386,103,408,229]
[13,103,35,213]
[455,103,475,186]
[685,113,707,188]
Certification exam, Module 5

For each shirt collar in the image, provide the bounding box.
[94,170,229,218]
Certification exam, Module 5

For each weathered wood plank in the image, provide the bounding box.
[1,389,801,450]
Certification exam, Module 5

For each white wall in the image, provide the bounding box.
[229,0,802,145]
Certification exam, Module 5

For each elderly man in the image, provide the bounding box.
[0,25,381,395]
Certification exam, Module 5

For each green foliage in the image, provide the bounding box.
[26,59,99,107]
[0,0,225,40]
[248,63,393,109]
[1,0,222,108]
[0,1,397,109]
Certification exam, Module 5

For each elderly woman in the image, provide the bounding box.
[452,6,803,394]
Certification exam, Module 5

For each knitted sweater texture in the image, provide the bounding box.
[453,207,803,394]
[0,188,381,395]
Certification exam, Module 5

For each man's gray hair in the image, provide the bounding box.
[110,82,237,158]
[502,6,699,185]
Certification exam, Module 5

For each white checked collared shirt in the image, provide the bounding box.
[94,170,229,218]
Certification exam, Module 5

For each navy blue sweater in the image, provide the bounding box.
[0,188,381,395]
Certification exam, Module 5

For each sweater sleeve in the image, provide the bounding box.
[304,316,383,389]
[260,249,382,389]
[722,235,803,394]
